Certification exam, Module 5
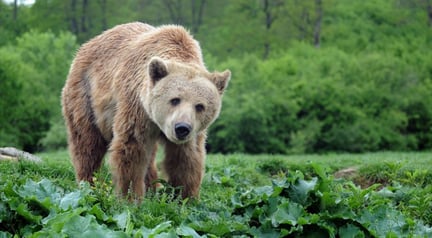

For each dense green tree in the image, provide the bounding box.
[207,41,432,153]
[0,30,77,151]
[0,1,30,45]
[0,59,21,146]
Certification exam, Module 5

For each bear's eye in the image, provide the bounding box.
[170,98,181,106]
[195,104,205,112]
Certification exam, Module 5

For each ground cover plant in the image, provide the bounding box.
[1,151,432,237]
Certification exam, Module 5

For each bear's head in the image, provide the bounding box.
[142,57,231,144]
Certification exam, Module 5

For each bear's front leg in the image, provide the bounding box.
[110,136,154,199]
[162,133,206,199]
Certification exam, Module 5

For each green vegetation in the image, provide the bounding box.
[1,151,432,237]
[1,1,431,236]
[1,0,431,153]
[208,46,432,153]
[0,30,77,151]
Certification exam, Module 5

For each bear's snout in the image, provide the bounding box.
[175,122,192,140]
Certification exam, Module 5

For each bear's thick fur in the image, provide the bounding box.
[61,22,230,199]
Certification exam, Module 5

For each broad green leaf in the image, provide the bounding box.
[153,231,178,238]
[59,191,83,211]
[59,214,128,238]
[16,179,61,203]
[266,197,280,216]
[338,223,365,238]
[61,214,92,235]
[137,226,153,238]
[89,204,110,222]
[42,208,86,232]
[80,230,116,238]
[176,224,203,238]
[114,210,132,231]
[230,193,244,208]
[253,186,274,200]
[358,205,406,237]
[61,215,128,238]
[249,226,280,238]
[271,201,304,227]
[29,229,66,238]
[286,177,318,205]
[80,229,129,238]
[271,179,289,189]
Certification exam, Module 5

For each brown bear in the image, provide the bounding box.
[61,22,230,199]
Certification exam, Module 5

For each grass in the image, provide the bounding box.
[1,150,432,237]
[36,150,432,171]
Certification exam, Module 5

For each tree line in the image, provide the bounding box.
[0,0,431,153]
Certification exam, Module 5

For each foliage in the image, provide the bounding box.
[0,31,77,152]
[0,2,31,46]
[208,42,432,153]
[0,62,21,146]
[39,120,68,151]
[1,152,432,237]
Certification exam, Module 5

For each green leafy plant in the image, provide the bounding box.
[228,164,431,237]
[1,152,432,237]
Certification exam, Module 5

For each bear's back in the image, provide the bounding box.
[132,25,204,65]
[75,22,155,67]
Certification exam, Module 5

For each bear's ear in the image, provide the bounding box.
[211,70,231,95]
[148,57,168,83]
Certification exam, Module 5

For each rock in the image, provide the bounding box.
[334,167,358,178]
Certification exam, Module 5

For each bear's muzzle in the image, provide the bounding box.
[175,122,192,140]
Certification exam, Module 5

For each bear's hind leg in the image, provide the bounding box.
[65,114,108,183]
[63,70,109,184]
[70,127,108,183]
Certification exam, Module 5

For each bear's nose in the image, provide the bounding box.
[175,122,192,140]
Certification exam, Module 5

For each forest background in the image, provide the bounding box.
[0,0,431,154]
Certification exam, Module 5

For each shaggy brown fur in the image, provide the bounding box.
[62,22,230,199]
